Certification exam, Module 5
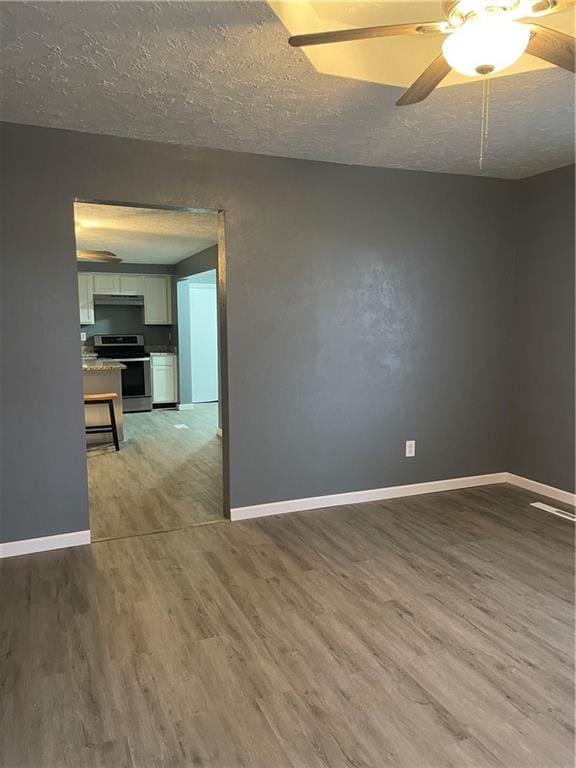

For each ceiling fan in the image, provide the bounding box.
[288,0,575,105]
[76,249,122,264]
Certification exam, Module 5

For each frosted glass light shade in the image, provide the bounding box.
[442,17,530,77]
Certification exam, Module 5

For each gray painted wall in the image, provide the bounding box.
[175,245,218,279]
[0,121,571,544]
[82,304,174,349]
[78,262,175,274]
[510,166,575,493]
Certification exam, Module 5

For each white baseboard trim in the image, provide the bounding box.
[0,530,91,560]
[177,403,195,411]
[505,473,576,507]
[4,475,572,556]
[530,501,576,522]
[231,473,508,521]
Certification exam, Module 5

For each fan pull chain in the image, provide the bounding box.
[479,74,491,170]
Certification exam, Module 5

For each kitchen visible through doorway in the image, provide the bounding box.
[75,200,227,540]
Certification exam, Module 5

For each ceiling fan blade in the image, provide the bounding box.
[396,54,452,106]
[522,0,575,18]
[77,249,122,263]
[288,21,447,48]
[526,24,576,72]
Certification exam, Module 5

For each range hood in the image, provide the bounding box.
[93,294,144,306]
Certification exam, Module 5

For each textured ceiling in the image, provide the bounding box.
[74,202,218,264]
[0,1,574,178]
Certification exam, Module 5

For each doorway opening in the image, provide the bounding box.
[75,200,229,541]
[177,270,219,409]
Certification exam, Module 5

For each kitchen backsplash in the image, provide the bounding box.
[82,304,175,349]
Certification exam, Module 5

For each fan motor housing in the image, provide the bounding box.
[442,0,552,26]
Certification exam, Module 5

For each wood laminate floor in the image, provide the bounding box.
[87,404,223,541]
[1,485,574,767]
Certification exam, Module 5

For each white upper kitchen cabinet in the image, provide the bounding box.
[143,275,172,325]
[78,273,94,325]
[77,271,172,324]
[93,273,120,295]
[118,275,144,295]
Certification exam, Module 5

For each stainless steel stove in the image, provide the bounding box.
[93,334,152,412]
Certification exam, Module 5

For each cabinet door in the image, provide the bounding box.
[119,275,144,295]
[78,274,94,325]
[151,359,177,403]
[143,276,172,324]
[93,273,120,294]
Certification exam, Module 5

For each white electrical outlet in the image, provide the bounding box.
[405,440,416,458]
[80,332,87,342]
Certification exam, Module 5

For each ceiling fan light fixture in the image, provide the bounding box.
[442,16,531,76]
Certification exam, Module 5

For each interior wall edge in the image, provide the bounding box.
[508,163,576,494]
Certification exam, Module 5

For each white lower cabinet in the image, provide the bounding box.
[151,354,178,404]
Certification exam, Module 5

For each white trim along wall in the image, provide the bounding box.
[230,472,576,521]
[1,473,573,557]
[0,530,91,560]
[506,473,576,507]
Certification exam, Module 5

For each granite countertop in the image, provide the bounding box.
[82,360,126,372]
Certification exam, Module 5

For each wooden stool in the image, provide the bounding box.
[84,393,120,451]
